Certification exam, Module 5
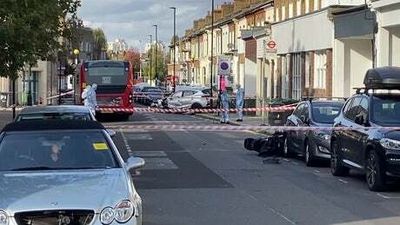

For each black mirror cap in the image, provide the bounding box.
[364,67,400,89]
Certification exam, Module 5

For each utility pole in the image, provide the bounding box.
[153,25,158,85]
[170,7,177,92]
[149,34,153,84]
[210,0,214,99]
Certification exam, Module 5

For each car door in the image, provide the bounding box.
[181,91,195,107]
[297,103,311,153]
[348,97,370,167]
[168,91,183,107]
[286,103,305,152]
[340,96,362,165]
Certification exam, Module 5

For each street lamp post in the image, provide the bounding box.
[149,34,153,84]
[210,0,214,99]
[170,6,176,93]
[153,25,158,86]
[73,49,80,105]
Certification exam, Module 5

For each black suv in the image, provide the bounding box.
[331,67,400,191]
[285,99,344,166]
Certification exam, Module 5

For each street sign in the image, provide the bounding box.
[266,40,277,53]
[218,57,231,76]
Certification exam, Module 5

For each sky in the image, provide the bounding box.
[79,0,230,50]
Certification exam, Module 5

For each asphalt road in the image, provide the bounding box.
[3,109,400,224]
[103,111,400,225]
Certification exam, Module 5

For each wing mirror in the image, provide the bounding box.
[126,156,145,171]
[107,129,116,137]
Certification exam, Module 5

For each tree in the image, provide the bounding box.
[143,43,167,84]
[0,0,81,116]
[93,28,107,60]
[124,48,141,73]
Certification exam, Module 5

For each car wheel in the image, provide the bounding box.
[191,103,203,109]
[330,141,349,176]
[305,141,315,167]
[366,150,386,192]
[283,138,293,158]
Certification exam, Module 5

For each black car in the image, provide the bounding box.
[331,67,400,191]
[138,87,164,106]
[284,99,344,166]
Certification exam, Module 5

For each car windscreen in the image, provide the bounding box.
[0,131,119,171]
[143,88,162,93]
[16,112,92,121]
[311,102,343,124]
[371,95,400,125]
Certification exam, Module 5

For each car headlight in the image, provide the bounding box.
[0,210,9,225]
[380,138,400,150]
[316,132,330,141]
[114,200,135,223]
[100,207,115,225]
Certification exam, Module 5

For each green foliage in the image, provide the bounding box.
[93,28,107,60]
[143,43,167,81]
[0,0,81,79]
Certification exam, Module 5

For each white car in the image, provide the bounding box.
[166,89,211,109]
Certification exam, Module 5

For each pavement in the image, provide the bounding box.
[195,112,267,126]
[3,110,400,224]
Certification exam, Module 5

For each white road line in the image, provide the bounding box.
[244,191,297,225]
[119,129,133,155]
[338,179,348,184]
[377,193,400,199]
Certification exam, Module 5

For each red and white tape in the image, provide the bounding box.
[97,105,296,114]
[105,124,400,132]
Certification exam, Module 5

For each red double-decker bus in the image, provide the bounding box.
[77,60,134,120]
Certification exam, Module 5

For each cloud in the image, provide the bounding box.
[79,0,231,49]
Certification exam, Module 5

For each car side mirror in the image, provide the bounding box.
[107,129,116,137]
[126,157,145,171]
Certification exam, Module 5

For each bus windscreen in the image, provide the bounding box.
[87,61,127,85]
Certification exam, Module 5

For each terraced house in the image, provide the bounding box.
[171,0,399,101]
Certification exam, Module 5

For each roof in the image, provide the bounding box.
[2,120,105,132]
[19,105,90,115]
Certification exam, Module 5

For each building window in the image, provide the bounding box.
[291,53,303,100]
[281,55,289,99]
[282,5,286,20]
[305,53,310,88]
[314,51,327,89]
[305,0,310,13]
[289,2,293,18]
[276,7,281,22]
[22,71,39,105]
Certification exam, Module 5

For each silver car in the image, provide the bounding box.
[15,105,96,121]
[166,89,211,109]
[0,120,144,225]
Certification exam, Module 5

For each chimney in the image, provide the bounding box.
[221,3,234,17]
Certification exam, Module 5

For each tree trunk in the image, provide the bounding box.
[12,78,16,119]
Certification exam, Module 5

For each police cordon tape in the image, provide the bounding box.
[97,104,297,114]
[105,124,400,132]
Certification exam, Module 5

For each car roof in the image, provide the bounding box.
[19,105,90,115]
[2,120,105,132]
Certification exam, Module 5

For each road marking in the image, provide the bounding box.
[338,179,348,184]
[142,157,178,170]
[244,191,297,225]
[314,169,320,173]
[125,133,153,140]
[134,151,167,157]
[377,193,400,199]
[119,129,133,155]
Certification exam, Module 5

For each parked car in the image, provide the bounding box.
[166,89,211,109]
[136,87,164,106]
[284,99,344,166]
[0,120,144,225]
[15,105,96,121]
[331,66,400,191]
